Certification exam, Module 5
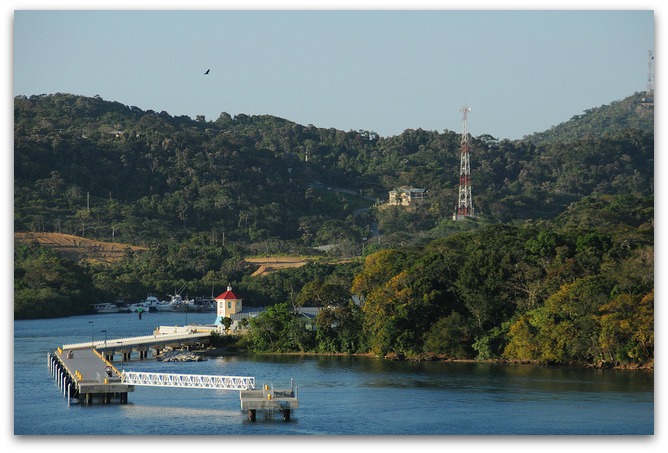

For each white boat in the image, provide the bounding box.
[92,303,122,314]
[129,295,164,313]
[162,293,196,311]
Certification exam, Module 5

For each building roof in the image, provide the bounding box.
[391,185,427,193]
[215,286,242,300]
[230,308,265,321]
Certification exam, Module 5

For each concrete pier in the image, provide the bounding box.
[240,382,299,421]
[48,349,134,405]
[48,327,299,419]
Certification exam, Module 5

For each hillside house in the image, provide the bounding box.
[388,186,428,206]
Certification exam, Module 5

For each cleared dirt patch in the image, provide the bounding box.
[244,256,353,276]
[15,232,147,264]
[245,256,312,276]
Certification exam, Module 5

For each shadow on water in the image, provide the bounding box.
[240,353,652,399]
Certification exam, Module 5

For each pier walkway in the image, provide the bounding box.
[48,326,299,420]
[49,348,134,404]
[62,330,212,353]
[122,371,255,390]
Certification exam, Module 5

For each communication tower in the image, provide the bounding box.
[642,50,655,104]
[453,106,474,220]
[647,50,655,94]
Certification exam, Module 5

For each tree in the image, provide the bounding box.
[423,312,474,358]
[315,302,365,353]
[296,280,350,307]
[351,249,412,299]
[221,317,233,333]
[534,276,609,364]
[245,302,315,352]
[14,243,109,319]
[598,290,653,366]
[503,314,541,362]
[453,226,525,333]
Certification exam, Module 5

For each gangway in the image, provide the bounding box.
[121,371,255,390]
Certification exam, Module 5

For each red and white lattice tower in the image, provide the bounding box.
[647,50,655,94]
[454,106,474,220]
[642,50,654,104]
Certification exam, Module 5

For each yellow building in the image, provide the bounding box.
[388,186,428,206]
[214,286,242,325]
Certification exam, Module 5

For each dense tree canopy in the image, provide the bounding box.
[14,92,653,368]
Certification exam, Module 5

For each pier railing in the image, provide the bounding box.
[121,371,255,390]
[62,331,211,351]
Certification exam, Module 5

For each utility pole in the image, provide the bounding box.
[453,106,474,220]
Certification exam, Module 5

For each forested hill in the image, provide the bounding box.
[15,92,653,249]
[522,91,653,145]
[14,94,655,370]
[14,93,378,247]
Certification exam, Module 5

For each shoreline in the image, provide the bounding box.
[199,346,653,371]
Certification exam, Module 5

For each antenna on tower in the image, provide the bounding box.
[642,50,654,104]
[647,50,655,93]
[453,105,474,221]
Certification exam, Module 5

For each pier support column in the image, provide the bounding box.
[282,409,291,421]
[247,410,256,421]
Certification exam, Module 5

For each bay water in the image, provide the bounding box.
[13,312,653,436]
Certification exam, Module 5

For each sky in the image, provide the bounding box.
[10,3,655,140]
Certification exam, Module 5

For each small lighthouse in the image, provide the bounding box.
[214,285,242,326]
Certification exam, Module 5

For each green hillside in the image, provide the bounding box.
[14,93,654,369]
[523,91,653,145]
[15,92,653,245]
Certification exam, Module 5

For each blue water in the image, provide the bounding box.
[14,312,654,435]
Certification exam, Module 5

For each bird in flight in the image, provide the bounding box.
[204,69,210,75]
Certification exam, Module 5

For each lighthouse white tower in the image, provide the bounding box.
[214,285,243,326]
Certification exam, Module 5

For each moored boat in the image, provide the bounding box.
[91,303,122,314]
[129,295,164,313]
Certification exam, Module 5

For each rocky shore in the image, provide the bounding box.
[156,350,206,362]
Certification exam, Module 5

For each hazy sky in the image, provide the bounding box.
[11,4,655,140]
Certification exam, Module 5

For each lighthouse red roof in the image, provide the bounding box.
[215,286,241,300]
